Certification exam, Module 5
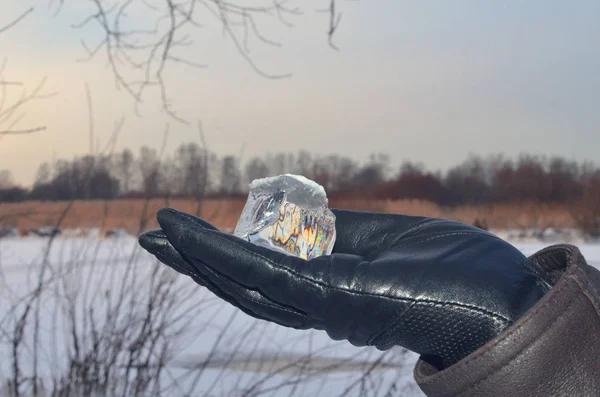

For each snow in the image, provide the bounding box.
[0,230,598,397]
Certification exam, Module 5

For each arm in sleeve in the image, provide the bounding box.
[414,244,600,397]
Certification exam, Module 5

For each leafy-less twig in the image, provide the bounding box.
[194,121,209,217]
[0,126,46,135]
[318,0,342,50]
[0,61,56,141]
[67,1,344,123]
[0,9,53,140]
[0,7,34,35]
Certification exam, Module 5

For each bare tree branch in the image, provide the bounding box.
[0,7,33,35]
[64,0,345,124]
[327,0,342,50]
[0,59,56,141]
[316,0,343,50]
[0,126,46,136]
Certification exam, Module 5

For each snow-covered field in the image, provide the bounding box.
[0,230,598,397]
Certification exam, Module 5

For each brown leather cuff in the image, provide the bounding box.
[414,244,600,397]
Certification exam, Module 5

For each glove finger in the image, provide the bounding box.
[139,229,206,283]
[331,209,437,257]
[157,208,337,318]
[157,208,220,231]
[139,229,309,329]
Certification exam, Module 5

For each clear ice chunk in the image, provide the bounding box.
[234,174,336,260]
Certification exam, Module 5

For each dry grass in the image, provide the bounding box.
[331,199,576,229]
[0,198,578,234]
[0,199,245,234]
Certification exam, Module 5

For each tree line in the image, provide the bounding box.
[1,144,599,207]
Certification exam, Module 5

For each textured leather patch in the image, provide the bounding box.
[414,244,600,397]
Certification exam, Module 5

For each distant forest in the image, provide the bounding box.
[1,145,599,207]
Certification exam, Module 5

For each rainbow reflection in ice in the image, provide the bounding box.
[269,202,335,259]
[234,174,336,260]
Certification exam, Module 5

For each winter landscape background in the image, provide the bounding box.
[0,227,598,396]
[2,1,600,396]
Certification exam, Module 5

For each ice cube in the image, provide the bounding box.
[234,174,336,260]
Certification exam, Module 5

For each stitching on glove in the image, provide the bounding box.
[201,268,307,316]
[411,231,501,246]
[392,218,448,239]
[208,231,510,324]
[573,269,600,316]
[555,246,600,315]
[392,218,497,242]
[456,291,579,396]
[152,248,292,324]
[154,249,305,317]
[417,278,574,386]
[200,264,307,316]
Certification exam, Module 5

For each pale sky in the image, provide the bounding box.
[1,0,599,186]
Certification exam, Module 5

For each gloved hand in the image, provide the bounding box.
[138,208,550,369]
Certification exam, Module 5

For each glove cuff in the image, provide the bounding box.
[413,244,600,397]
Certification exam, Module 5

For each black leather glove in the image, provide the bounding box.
[138,208,550,369]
